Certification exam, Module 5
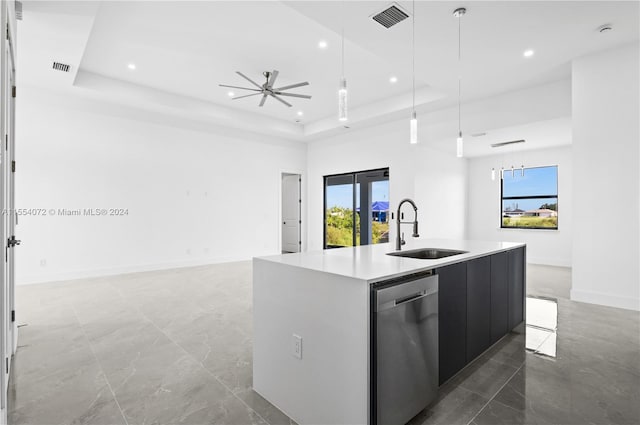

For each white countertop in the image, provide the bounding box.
[255,239,525,283]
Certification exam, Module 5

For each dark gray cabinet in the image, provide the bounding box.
[490,252,509,343]
[508,247,526,330]
[435,247,525,386]
[436,262,466,385]
[466,256,491,362]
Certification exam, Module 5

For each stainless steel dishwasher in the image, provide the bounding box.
[372,272,438,425]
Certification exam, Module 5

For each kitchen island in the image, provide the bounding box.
[253,239,526,425]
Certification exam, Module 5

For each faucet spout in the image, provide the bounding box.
[395,198,420,251]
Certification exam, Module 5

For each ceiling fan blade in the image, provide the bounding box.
[236,71,263,89]
[274,82,309,91]
[270,94,292,107]
[233,93,263,100]
[259,94,268,107]
[267,70,279,89]
[274,92,312,99]
[219,84,261,91]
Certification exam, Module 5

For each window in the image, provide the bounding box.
[501,165,558,229]
[324,168,389,248]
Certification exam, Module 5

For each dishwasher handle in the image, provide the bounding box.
[395,290,428,306]
[375,275,438,312]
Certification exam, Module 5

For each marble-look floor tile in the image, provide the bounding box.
[9,350,125,425]
[407,384,489,425]
[473,399,531,425]
[12,262,640,425]
[477,332,527,369]
[447,357,519,399]
[114,353,265,425]
[235,389,294,425]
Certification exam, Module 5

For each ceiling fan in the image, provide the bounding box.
[219,70,311,107]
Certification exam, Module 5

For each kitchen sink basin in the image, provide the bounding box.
[387,248,468,260]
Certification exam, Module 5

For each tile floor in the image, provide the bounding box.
[9,262,640,425]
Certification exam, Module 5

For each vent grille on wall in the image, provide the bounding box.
[491,139,526,148]
[52,62,71,72]
[15,1,23,20]
[371,4,409,28]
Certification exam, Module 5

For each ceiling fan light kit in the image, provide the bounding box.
[219,70,311,108]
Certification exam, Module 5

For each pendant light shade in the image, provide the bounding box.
[410,111,418,144]
[338,10,348,122]
[338,77,348,121]
[456,132,464,157]
[454,7,466,158]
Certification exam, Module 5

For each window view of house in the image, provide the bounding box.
[501,165,558,229]
[324,169,389,248]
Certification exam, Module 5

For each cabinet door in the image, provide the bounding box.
[466,256,491,363]
[437,262,467,385]
[508,247,526,330]
[490,252,509,344]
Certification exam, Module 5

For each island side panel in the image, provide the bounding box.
[253,258,370,425]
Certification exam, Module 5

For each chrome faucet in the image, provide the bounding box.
[396,198,420,250]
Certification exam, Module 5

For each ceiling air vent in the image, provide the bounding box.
[371,3,409,29]
[491,140,526,148]
[52,62,71,72]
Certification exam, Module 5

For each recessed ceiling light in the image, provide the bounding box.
[127,63,136,70]
[389,76,398,84]
[523,49,534,58]
[227,91,235,97]
[318,40,328,49]
[297,111,304,116]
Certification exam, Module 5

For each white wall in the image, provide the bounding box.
[16,87,306,284]
[571,43,640,311]
[306,118,468,251]
[467,146,573,267]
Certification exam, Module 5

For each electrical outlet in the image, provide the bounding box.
[40,259,46,267]
[292,334,302,359]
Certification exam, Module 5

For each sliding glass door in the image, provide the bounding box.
[324,168,389,249]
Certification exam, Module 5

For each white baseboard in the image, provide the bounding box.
[570,288,640,311]
[527,256,572,267]
[17,256,252,285]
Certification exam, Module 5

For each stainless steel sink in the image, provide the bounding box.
[387,248,468,260]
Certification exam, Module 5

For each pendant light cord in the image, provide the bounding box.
[341,1,345,78]
[458,9,462,135]
[412,0,415,112]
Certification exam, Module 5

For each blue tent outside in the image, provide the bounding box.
[371,201,389,212]
[356,201,389,222]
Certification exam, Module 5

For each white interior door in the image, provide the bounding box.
[6,44,15,356]
[0,19,13,413]
[282,174,301,253]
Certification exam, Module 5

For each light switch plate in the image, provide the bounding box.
[292,334,302,359]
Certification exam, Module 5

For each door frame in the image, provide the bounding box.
[323,167,389,249]
[278,169,304,254]
[0,2,17,422]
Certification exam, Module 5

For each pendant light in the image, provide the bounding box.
[454,7,466,157]
[338,4,348,122]
[409,0,418,144]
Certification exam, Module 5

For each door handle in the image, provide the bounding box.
[7,236,20,247]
